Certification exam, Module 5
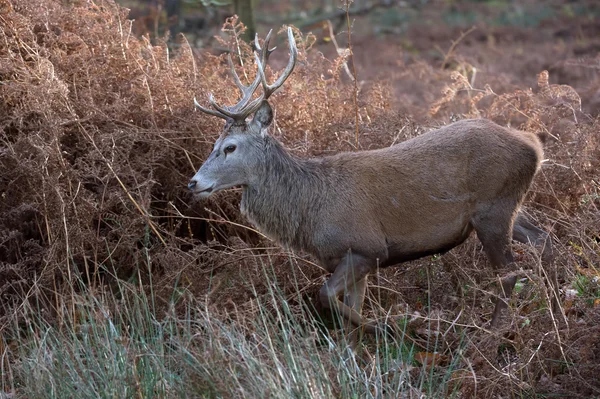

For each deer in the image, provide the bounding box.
[188,27,553,338]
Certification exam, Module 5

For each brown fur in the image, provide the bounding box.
[242,119,543,270]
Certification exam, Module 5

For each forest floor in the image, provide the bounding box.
[1,0,599,397]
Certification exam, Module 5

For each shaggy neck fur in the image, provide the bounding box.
[240,136,326,252]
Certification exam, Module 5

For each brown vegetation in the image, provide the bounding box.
[0,0,599,397]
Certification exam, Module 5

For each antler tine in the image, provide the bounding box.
[194,88,259,122]
[208,94,238,119]
[194,29,294,122]
[255,27,298,101]
[195,63,263,122]
[220,29,276,116]
[194,97,229,120]
[254,29,276,65]
[227,54,262,112]
[238,95,265,116]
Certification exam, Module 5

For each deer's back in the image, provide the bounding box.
[312,119,543,267]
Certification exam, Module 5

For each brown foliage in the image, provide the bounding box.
[0,0,599,397]
[0,1,390,314]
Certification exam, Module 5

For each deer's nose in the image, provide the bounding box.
[188,180,197,191]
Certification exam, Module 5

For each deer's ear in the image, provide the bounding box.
[250,101,273,135]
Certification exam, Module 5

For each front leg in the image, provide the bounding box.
[319,251,379,335]
[344,276,368,347]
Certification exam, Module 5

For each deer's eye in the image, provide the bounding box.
[224,145,236,154]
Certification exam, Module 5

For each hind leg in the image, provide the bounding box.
[513,212,559,311]
[472,203,518,327]
[513,212,553,261]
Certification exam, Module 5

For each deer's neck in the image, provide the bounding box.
[241,137,325,252]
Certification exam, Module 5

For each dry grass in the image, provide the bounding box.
[0,0,599,397]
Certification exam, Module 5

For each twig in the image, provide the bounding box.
[325,20,354,82]
[440,26,476,70]
[344,0,360,148]
[78,123,167,247]
[169,202,267,239]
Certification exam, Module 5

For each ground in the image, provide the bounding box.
[1,0,599,397]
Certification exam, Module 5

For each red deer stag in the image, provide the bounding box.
[188,28,552,335]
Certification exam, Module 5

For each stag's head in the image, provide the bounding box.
[188,28,298,198]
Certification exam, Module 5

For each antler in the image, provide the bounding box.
[254,27,298,101]
[194,30,276,122]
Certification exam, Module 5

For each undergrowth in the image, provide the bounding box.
[0,0,599,397]
[4,261,467,398]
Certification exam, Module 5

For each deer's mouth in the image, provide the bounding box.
[192,185,213,198]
